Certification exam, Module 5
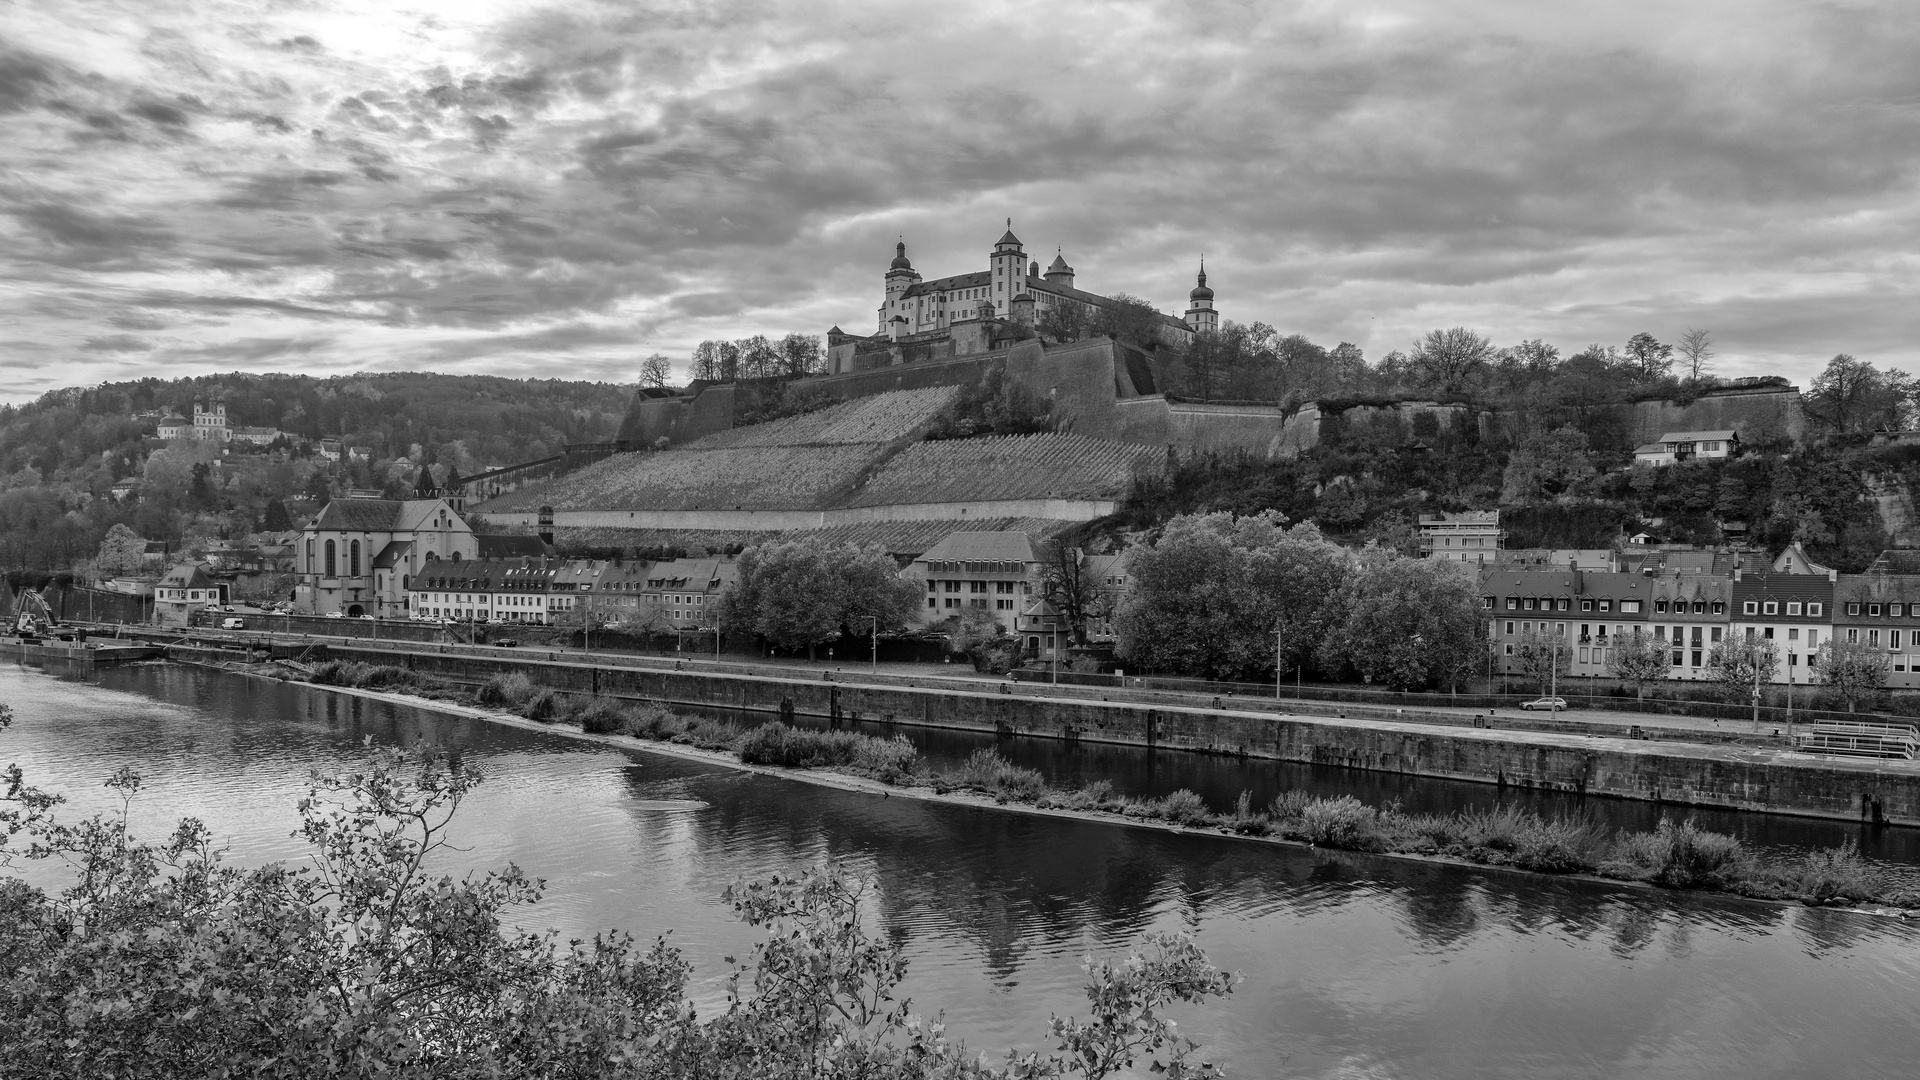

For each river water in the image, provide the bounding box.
[6,663,1920,1078]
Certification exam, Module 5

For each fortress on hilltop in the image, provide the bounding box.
[468,227,1811,548]
[826,224,1215,373]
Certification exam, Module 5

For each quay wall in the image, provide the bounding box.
[334,645,1920,827]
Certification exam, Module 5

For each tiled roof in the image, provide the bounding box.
[309,498,403,531]
[158,562,214,589]
[1656,430,1738,441]
[918,531,1043,565]
[371,540,411,570]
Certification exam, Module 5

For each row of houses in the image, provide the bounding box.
[1485,544,1920,688]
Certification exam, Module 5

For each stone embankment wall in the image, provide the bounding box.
[338,646,1919,827]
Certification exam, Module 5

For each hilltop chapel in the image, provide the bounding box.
[826,225,1219,373]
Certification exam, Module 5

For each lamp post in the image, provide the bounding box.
[1275,626,1285,700]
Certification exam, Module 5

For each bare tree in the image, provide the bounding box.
[1677,328,1715,384]
[1040,539,1112,647]
[690,341,721,382]
[779,333,823,378]
[639,354,674,389]
[1408,328,1494,396]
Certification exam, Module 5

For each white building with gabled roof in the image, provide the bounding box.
[909,530,1042,630]
[1634,430,1739,467]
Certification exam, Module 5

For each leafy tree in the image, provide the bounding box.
[1811,637,1890,712]
[1318,551,1483,691]
[261,499,293,532]
[1114,512,1352,681]
[1622,332,1674,381]
[926,364,1051,439]
[1677,328,1715,384]
[1512,628,1572,696]
[639,353,675,389]
[1805,354,1912,436]
[92,523,148,577]
[0,719,1234,1078]
[1407,328,1494,396]
[1606,632,1671,702]
[1500,425,1597,502]
[718,539,921,656]
[1705,634,1781,703]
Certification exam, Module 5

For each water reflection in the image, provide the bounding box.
[5,663,1920,1077]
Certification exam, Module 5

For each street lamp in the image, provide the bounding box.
[859,615,879,673]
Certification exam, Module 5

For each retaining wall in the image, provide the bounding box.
[335,646,1920,827]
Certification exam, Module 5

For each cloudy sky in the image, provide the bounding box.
[2,0,1917,401]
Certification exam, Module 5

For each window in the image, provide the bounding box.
[324,540,336,577]
[1763,601,1778,615]
[1654,600,1668,613]
[1504,621,1515,635]
[1481,596,1494,609]
[1711,627,1722,642]
[1691,650,1702,667]
[1895,630,1905,650]
[1808,603,1823,618]
[1895,604,1907,618]
[1557,598,1570,611]
[349,540,361,577]
[1711,602,1725,614]
[1506,597,1518,610]
[1846,602,1860,616]
[1524,597,1536,611]
[1870,604,1883,617]
[1743,601,1757,615]
[1786,602,1802,616]
[1620,600,1641,613]
[1846,628,1859,644]
[1870,629,1882,647]
[1504,644,1514,655]
[1599,600,1613,612]
[1581,599,1594,612]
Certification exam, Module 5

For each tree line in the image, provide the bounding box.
[669,334,825,386]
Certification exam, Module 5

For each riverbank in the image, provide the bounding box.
[208,658,1920,915]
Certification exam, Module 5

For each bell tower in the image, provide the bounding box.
[879,240,921,332]
[1183,259,1217,335]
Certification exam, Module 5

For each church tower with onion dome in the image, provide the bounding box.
[1183,260,1218,335]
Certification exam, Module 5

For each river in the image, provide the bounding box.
[5,663,1920,1078]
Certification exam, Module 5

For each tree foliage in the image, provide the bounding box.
[1512,628,1572,696]
[718,538,922,654]
[0,716,1234,1078]
[1114,512,1353,682]
[1606,632,1671,701]
[1704,635,1781,703]
[92,523,148,577]
[1319,552,1486,690]
[1500,425,1597,503]
[1811,638,1890,712]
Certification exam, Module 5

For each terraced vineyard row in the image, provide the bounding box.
[481,443,887,512]
[686,386,961,449]
[841,433,1158,507]
[534,516,1075,556]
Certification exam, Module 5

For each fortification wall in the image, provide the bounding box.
[1625,386,1803,448]
[339,648,1920,825]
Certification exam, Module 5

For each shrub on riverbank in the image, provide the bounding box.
[927,751,1919,908]
[476,672,536,708]
[737,722,922,784]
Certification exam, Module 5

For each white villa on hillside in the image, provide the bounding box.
[1635,430,1739,467]
[1419,511,1503,565]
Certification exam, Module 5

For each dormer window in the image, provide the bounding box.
[1764,601,1778,615]
[1654,600,1668,613]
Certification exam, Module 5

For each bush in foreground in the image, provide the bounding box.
[0,712,1234,1078]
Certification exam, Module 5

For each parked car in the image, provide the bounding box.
[1520,697,1569,712]
[493,638,519,648]
[324,611,344,619]
[219,617,245,630]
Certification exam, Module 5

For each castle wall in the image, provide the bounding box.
[1625,386,1803,448]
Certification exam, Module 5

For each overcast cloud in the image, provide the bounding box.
[2,0,1917,400]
